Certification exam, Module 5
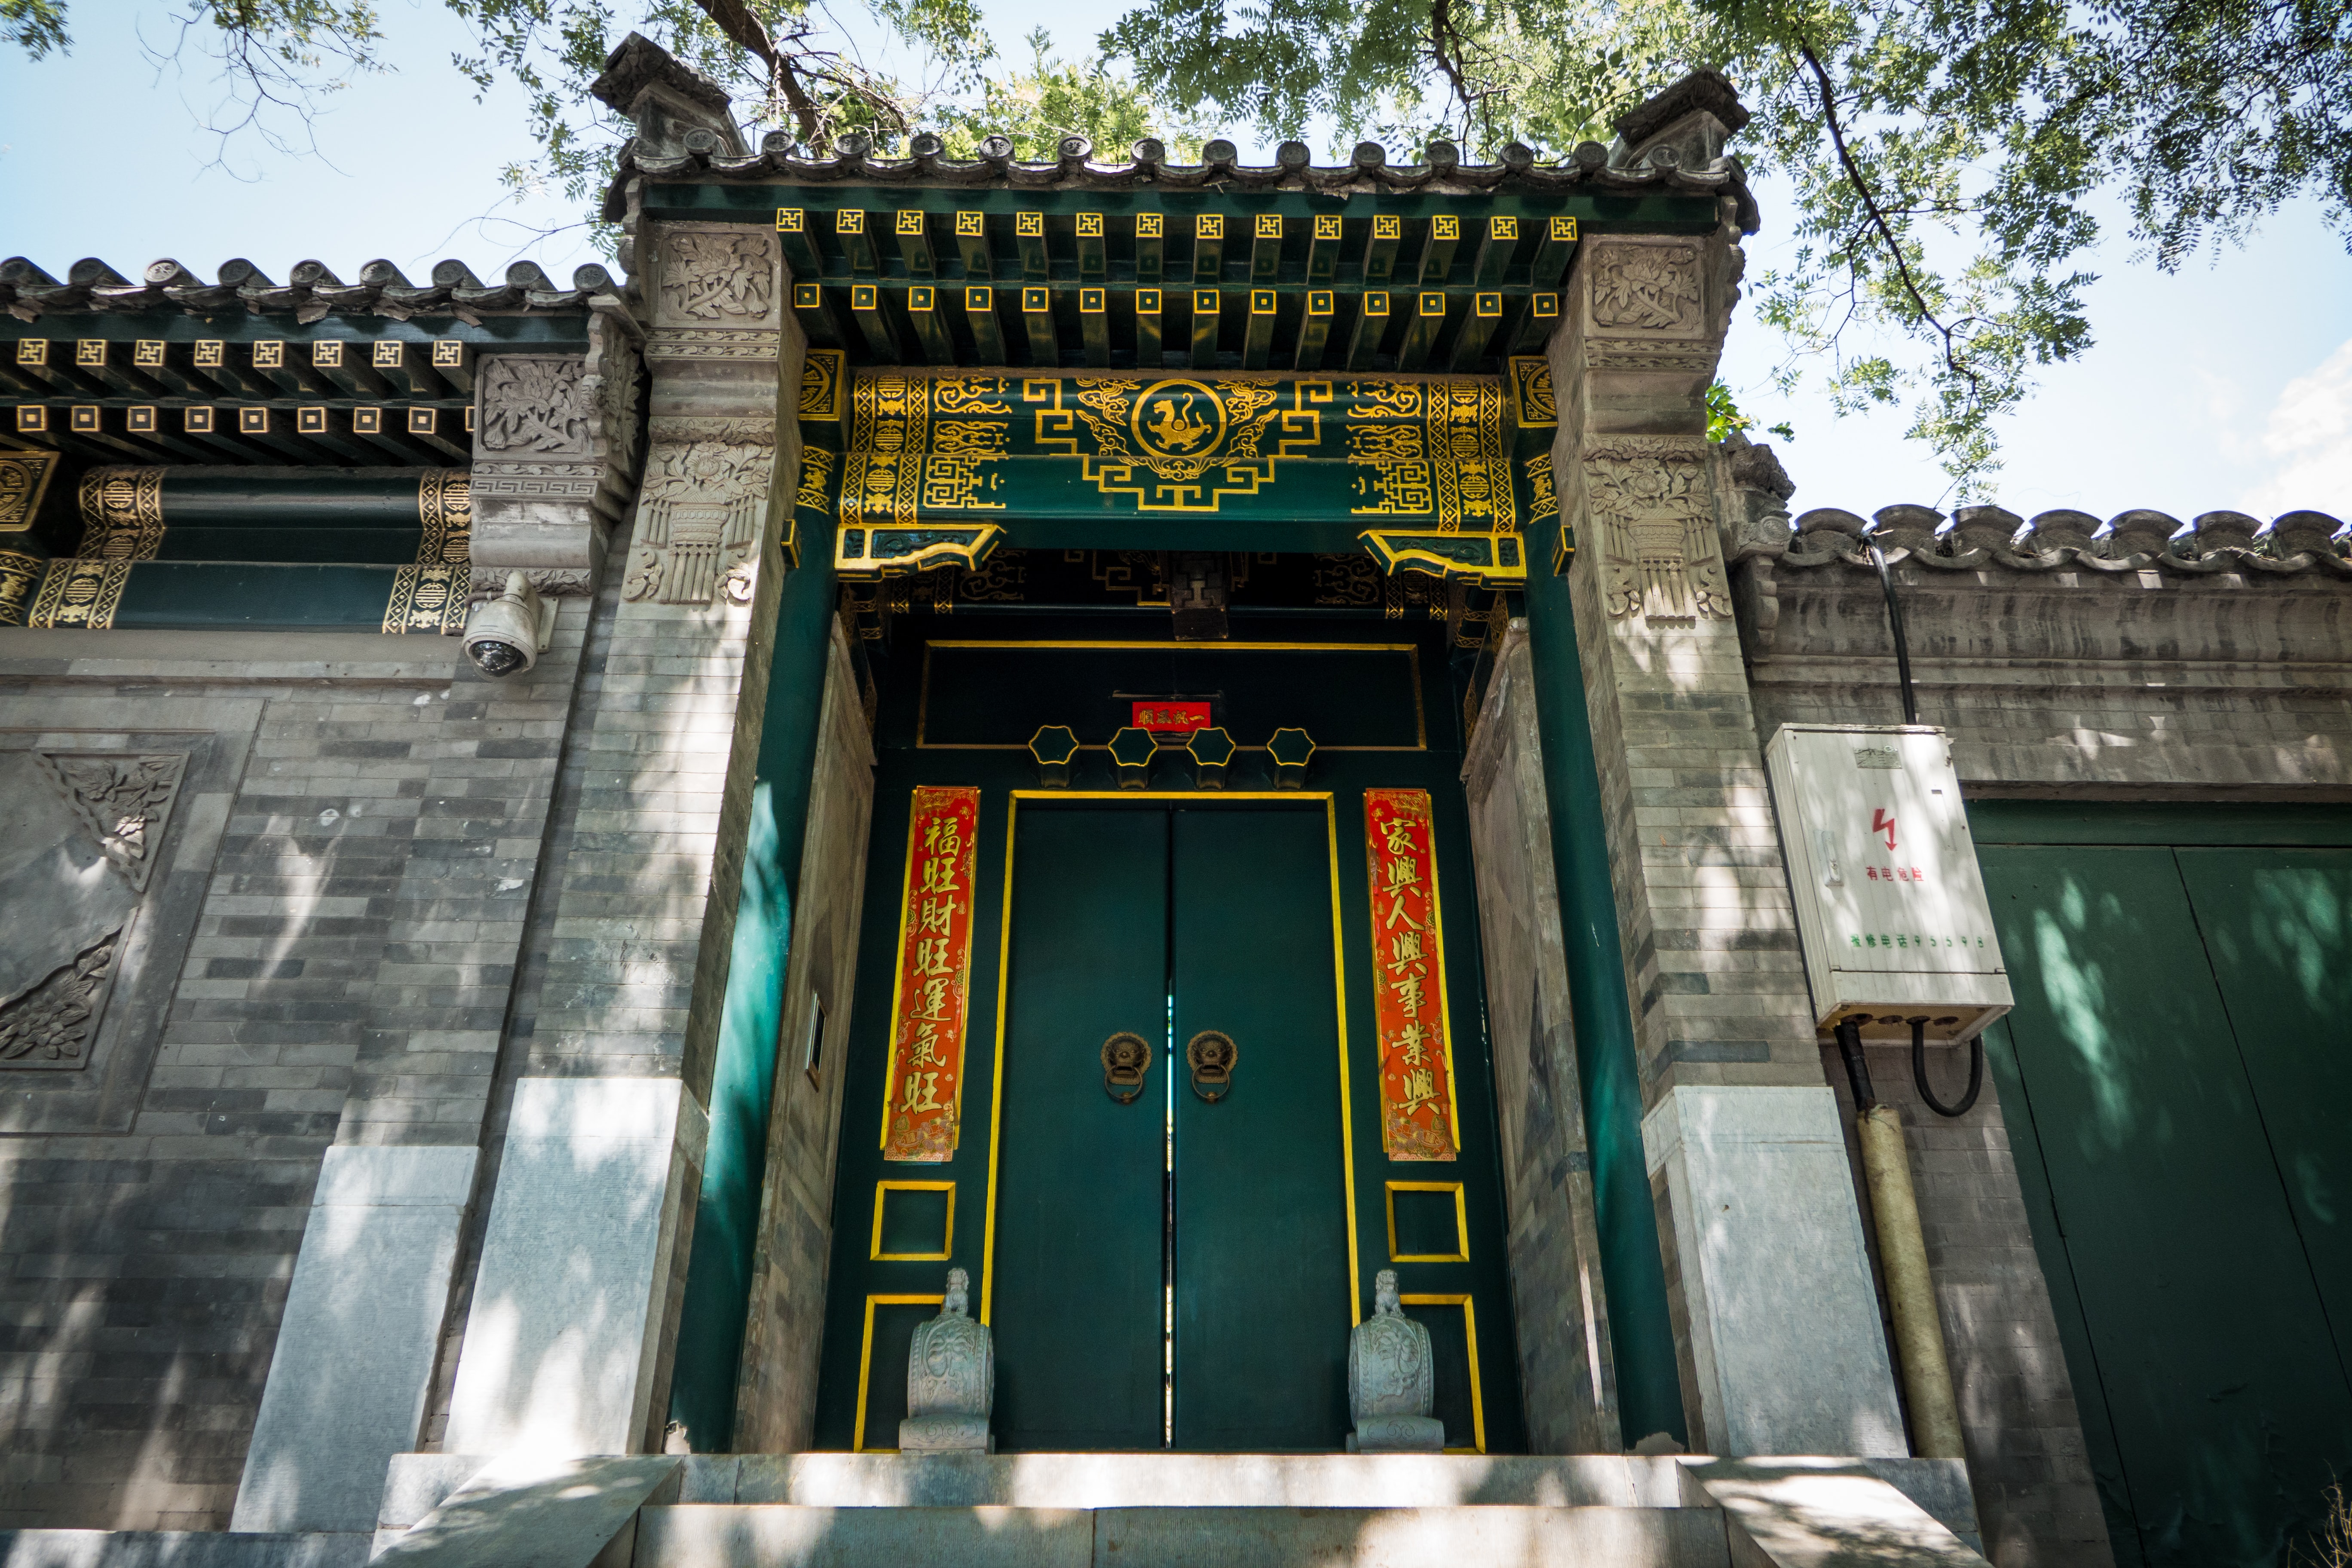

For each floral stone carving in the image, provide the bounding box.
[660,231,777,323]
[900,1267,995,1454]
[2,750,183,1070]
[1585,438,1728,625]
[623,441,769,606]
[478,358,593,456]
[1589,244,1702,331]
[1347,1269,1445,1452]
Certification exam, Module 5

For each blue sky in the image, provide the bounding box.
[4,0,2346,524]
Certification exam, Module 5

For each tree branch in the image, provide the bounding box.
[1797,42,1981,401]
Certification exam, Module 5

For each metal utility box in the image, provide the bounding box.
[1765,724,2013,1044]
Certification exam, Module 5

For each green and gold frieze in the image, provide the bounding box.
[832,370,1531,542]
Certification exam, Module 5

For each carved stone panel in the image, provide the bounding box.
[1590,245,1702,332]
[478,358,594,457]
[0,714,241,1130]
[1579,436,1729,625]
[622,437,772,606]
[1572,235,1729,378]
[649,225,783,354]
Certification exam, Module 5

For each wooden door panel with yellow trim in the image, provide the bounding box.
[989,806,1169,1450]
[807,619,1527,1456]
[1169,805,1352,1449]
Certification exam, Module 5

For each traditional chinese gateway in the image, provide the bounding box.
[1,32,2348,1568]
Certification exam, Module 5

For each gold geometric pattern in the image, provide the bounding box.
[1346,382,1514,532]
[416,469,473,565]
[76,468,166,560]
[382,564,471,635]
[28,558,134,630]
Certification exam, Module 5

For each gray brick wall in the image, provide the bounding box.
[0,619,586,1530]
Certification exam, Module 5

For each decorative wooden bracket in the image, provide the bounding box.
[834,522,1006,579]
[1358,530,1528,588]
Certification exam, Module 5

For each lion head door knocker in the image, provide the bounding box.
[1186,1030,1237,1102]
[1101,1032,1152,1103]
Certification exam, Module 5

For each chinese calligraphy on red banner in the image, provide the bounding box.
[1363,788,1458,1161]
[1131,701,1211,733]
[880,786,980,1162]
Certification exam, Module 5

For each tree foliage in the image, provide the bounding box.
[15,0,2346,487]
[1102,0,2352,492]
[929,27,1207,161]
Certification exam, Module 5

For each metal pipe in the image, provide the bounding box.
[1855,1099,1966,1458]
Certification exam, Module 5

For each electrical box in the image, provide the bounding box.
[1765,724,2012,1044]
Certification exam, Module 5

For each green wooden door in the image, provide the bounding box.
[1170,806,1353,1449]
[1975,818,2352,1567]
[989,807,1171,1449]
[989,801,1354,1451]
[806,619,1527,1460]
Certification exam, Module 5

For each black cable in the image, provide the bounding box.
[1911,1018,1982,1117]
[1833,1017,1876,1110]
[1865,540,1919,726]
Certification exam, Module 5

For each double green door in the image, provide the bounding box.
[990,802,1352,1450]
[1974,805,2352,1565]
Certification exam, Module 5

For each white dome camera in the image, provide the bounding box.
[462,571,555,677]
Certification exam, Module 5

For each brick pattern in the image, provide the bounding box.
[0,618,585,1530]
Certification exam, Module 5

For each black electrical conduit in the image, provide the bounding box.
[1862,536,1982,1118]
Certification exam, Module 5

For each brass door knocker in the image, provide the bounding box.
[1102,1032,1152,1103]
[1186,1030,1237,1101]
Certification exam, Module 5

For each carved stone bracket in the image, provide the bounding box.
[469,312,647,597]
[1578,435,1729,625]
[622,437,772,606]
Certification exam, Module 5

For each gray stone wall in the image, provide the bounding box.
[0,620,586,1531]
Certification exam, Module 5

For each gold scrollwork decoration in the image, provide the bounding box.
[800,347,847,420]
[0,452,59,532]
[1506,357,1556,428]
[1358,530,1527,588]
[835,523,1006,580]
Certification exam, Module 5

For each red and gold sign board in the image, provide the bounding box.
[1363,788,1459,1161]
[880,786,981,1162]
[1132,700,1210,733]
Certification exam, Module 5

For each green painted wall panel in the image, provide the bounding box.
[1981,842,2352,1567]
[2174,849,2352,1377]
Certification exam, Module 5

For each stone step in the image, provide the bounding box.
[672,1452,1693,1510]
[630,1502,1733,1568]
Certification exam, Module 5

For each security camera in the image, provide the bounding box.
[462,571,555,677]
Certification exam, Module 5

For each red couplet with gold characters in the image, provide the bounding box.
[879,785,981,1162]
[1362,787,1460,1161]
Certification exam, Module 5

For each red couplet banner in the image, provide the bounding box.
[1362,787,1460,1161]
[880,785,981,1162]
